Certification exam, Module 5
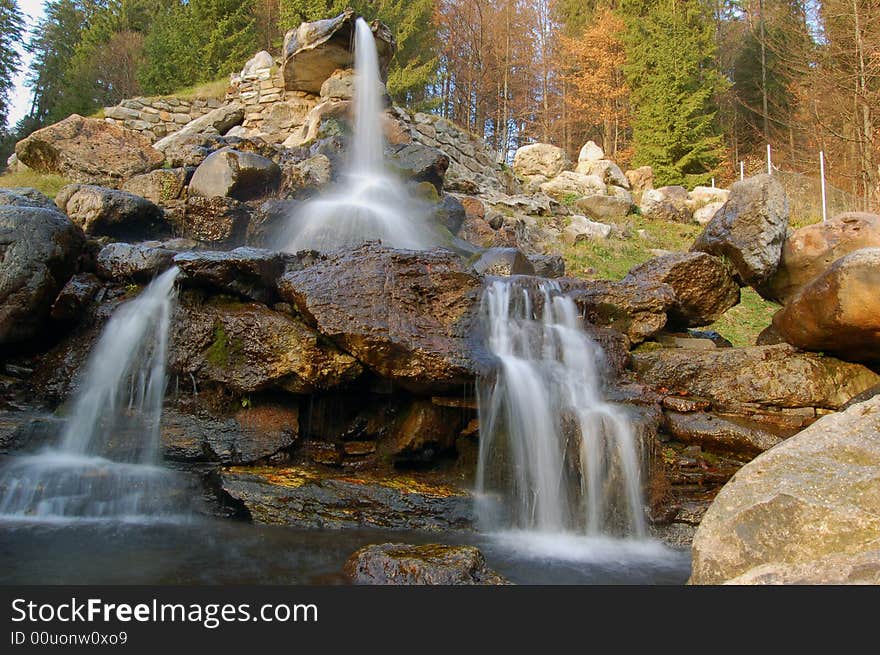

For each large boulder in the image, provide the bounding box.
[663,411,783,457]
[15,115,163,186]
[55,184,167,240]
[384,400,466,464]
[539,171,606,199]
[282,9,395,93]
[178,196,252,245]
[763,212,880,303]
[574,194,632,222]
[578,141,604,162]
[640,186,692,223]
[624,252,740,328]
[277,243,485,391]
[0,187,56,209]
[562,215,612,244]
[169,294,362,395]
[189,148,281,201]
[220,465,472,530]
[152,103,245,154]
[513,143,568,178]
[576,159,629,189]
[386,143,449,193]
[173,247,288,304]
[690,396,880,584]
[0,206,84,344]
[94,242,176,282]
[632,344,880,410]
[691,174,789,287]
[121,168,189,205]
[773,248,880,363]
[344,544,508,585]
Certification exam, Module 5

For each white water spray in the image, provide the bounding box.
[278,18,435,252]
[0,267,186,520]
[476,278,646,538]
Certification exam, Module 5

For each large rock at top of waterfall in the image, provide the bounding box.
[762,212,880,303]
[773,248,880,364]
[0,206,84,345]
[690,396,880,584]
[189,148,281,201]
[624,252,740,328]
[560,277,676,344]
[639,186,692,223]
[152,104,245,154]
[512,143,568,178]
[277,243,485,391]
[15,114,163,187]
[345,544,509,585]
[55,184,168,240]
[173,247,291,304]
[691,174,789,287]
[631,344,880,410]
[169,294,362,395]
[281,9,396,93]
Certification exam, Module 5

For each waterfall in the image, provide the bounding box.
[0,267,186,520]
[278,17,435,252]
[476,277,646,538]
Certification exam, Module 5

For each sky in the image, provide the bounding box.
[7,0,46,128]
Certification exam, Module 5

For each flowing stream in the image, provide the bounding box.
[476,278,647,539]
[279,18,435,252]
[0,267,187,521]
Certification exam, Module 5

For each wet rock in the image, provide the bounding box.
[540,171,606,200]
[162,404,298,464]
[153,103,245,154]
[50,273,102,322]
[246,198,301,248]
[387,143,449,193]
[94,242,176,282]
[762,211,880,303]
[0,187,55,209]
[434,195,465,235]
[690,396,880,584]
[384,400,466,464]
[692,174,789,286]
[280,154,332,196]
[664,411,783,457]
[189,148,281,201]
[632,344,880,410]
[562,278,676,343]
[173,248,288,304]
[55,184,168,240]
[345,543,508,585]
[282,9,395,93]
[220,464,473,530]
[640,186,691,223]
[624,252,740,328]
[471,248,535,277]
[277,243,485,391]
[527,254,565,278]
[513,143,568,178]
[121,168,189,205]
[773,248,880,363]
[179,196,251,245]
[0,206,84,345]
[0,412,64,454]
[574,194,632,221]
[15,114,164,186]
[169,294,362,395]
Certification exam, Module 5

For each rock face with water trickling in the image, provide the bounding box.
[173,248,290,304]
[624,252,740,328]
[632,344,880,410]
[0,206,84,345]
[344,544,509,585]
[277,243,486,391]
[169,294,363,395]
[772,248,880,364]
[692,174,789,287]
[55,184,168,240]
[15,114,164,186]
[281,10,396,93]
[220,465,473,530]
[94,242,177,282]
[690,396,880,584]
[188,148,281,201]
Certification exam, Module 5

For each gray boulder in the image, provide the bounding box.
[640,186,692,223]
[0,187,56,209]
[55,184,167,240]
[152,103,245,154]
[121,168,189,205]
[173,247,288,304]
[94,242,177,282]
[387,143,449,193]
[575,194,632,221]
[189,148,281,201]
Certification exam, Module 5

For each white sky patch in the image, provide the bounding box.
[6,0,46,128]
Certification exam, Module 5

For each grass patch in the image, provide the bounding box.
[0,170,73,198]
[170,77,230,101]
[710,288,779,347]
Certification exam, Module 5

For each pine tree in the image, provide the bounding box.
[621,0,727,187]
[0,0,25,128]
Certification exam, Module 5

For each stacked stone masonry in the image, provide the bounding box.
[104,96,223,142]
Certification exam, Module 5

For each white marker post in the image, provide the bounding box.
[711,177,715,188]
[740,161,745,180]
[820,150,828,223]
[767,144,772,175]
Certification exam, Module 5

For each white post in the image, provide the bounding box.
[767,144,772,175]
[820,150,828,223]
[711,177,715,188]
[740,161,745,181]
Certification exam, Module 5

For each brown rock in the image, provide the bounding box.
[384,400,466,463]
[180,196,251,245]
[773,247,880,363]
[664,410,783,456]
[15,114,163,187]
[344,543,509,585]
[625,166,654,203]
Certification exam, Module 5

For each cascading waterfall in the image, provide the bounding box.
[0,267,186,520]
[278,18,435,252]
[476,277,647,539]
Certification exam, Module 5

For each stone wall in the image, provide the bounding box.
[104,96,223,143]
